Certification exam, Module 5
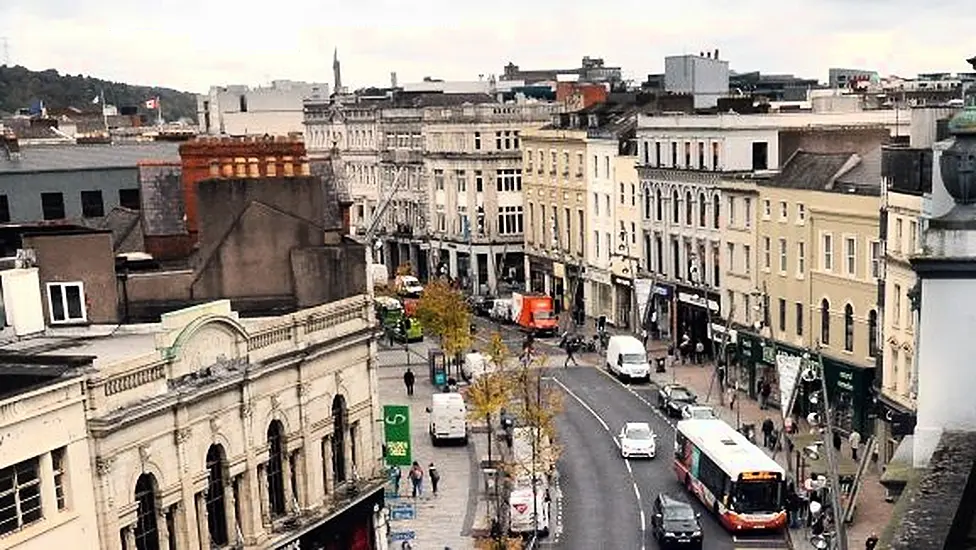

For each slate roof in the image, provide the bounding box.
[765,151,856,191]
[0,142,181,174]
[836,145,882,187]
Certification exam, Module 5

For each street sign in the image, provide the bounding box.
[383,405,412,466]
[390,531,416,542]
[389,502,416,521]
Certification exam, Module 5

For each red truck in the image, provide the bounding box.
[510,292,558,335]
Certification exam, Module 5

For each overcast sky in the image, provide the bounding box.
[2,0,974,93]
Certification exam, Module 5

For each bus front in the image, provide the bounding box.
[723,471,786,531]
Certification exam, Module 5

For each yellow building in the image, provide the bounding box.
[752,150,882,435]
[521,122,588,313]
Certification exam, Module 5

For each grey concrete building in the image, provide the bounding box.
[0,142,180,223]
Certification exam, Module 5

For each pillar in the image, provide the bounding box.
[323,436,334,495]
[282,453,295,514]
[239,468,262,544]
[223,480,238,546]
[38,453,57,518]
[469,250,479,293]
[157,508,170,550]
[196,492,211,550]
[256,464,270,525]
[448,248,458,279]
[487,249,499,295]
[124,526,136,550]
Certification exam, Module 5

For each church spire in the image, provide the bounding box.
[332,48,343,94]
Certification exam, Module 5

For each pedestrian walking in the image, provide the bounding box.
[694,340,704,365]
[679,333,691,364]
[390,464,402,496]
[564,337,579,368]
[759,379,771,410]
[387,325,396,347]
[409,461,424,498]
[641,328,648,347]
[761,417,775,449]
[865,532,879,550]
[428,463,440,495]
[849,430,862,461]
[403,368,415,397]
[833,430,843,451]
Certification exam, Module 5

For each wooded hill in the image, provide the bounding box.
[0,65,197,122]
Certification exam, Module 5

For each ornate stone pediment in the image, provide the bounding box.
[161,314,250,381]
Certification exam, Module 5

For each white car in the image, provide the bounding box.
[681,404,717,420]
[619,422,656,459]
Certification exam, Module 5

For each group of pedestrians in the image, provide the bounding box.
[389,461,441,498]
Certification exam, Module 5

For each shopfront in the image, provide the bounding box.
[874,392,917,465]
[612,274,633,329]
[648,283,673,341]
[674,284,720,357]
[273,485,385,550]
[737,333,876,435]
[708,321,738,368]
[586,268,613,321]
[527,254,553,295]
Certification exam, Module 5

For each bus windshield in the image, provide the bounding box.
[733,480,783,513]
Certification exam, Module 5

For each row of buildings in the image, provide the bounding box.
[0,134,391,549]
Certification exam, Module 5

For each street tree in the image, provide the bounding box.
[466,332,515,467]
[395,263,414,276]
[414,278,472,361]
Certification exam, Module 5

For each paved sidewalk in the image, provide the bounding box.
[378,350,477,550]
[641,358,892,550]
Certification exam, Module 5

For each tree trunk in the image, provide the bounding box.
[487,411,494,465]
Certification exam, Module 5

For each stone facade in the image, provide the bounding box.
[0,364,100,550]
[81,297,385,550]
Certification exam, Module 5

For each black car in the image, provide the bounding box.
[651,494,703,549]
[657,384,698,418]
[469,295,494,317]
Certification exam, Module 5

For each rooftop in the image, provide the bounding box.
[0,141,181,174]
[0,354,90,401]
[762,151,877,195]
[0,315,284,369]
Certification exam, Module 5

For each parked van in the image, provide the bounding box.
[490,299,513,323]
[426,393,468,446]
[606,335,650,381]
[461,352,490,382]
[509,483,550,536]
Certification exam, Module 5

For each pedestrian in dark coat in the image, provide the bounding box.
[428,463,440,495]
[762,417,775,449]
[403,368,415,396]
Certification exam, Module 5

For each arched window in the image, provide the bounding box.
[133,474,159,550]
[712,194,721,229]
[685,191,693,225]
[698,192,707,227]
[266,421,286,517]
[206,445,229,545]
[332,395,348,483]
[844,304,855,352]
[655,188,663,221]
[868,310,879,357]
[820,299,831,345]
[671,189,679,223]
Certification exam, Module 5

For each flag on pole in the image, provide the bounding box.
[145,97,159,109]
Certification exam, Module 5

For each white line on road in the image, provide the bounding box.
[551,375,647,550]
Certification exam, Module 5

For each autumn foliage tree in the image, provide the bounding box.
[466,333,515,466]
[414,278,472,360]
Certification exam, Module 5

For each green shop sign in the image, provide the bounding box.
[383,405,412,466]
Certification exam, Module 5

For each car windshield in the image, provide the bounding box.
[734,480,783,513]
[622,353,647,363]
[626,426,652,440]
[664,504,697,521]
[670,387,694,400]
[533,311,554,320]
[688,408,714,419]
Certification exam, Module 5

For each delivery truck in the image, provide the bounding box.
[510,292,558,335]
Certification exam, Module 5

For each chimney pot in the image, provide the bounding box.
[234,157,247,177]
[282,156,295,177]
[266,157,277,177]
[299,157,311,176]
[220,159,234,177]
[208,160,220,177]
[714,49,719,60]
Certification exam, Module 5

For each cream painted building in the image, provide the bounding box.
[1,297,386,550]
[609,151,642,329]
[756,150,882,433]
[718,178,761,332]
[522,124,588,313]
[0,358,100,550]
[425,102,559,294]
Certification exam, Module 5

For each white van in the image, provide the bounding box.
[509,483,550,536]
[461,352,491,382]
[606,335,650,381]
[426,392,468,446]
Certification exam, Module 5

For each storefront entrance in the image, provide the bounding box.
[675,284,720,358]
[275,486,384,550]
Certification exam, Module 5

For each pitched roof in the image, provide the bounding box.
[836,145,882,187]
[0,142,181,174]
[766,151,857,191]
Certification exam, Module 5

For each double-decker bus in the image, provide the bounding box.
[673,419,786,532]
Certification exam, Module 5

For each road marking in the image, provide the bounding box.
[551,375,646,550]
[594,366,677,429]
